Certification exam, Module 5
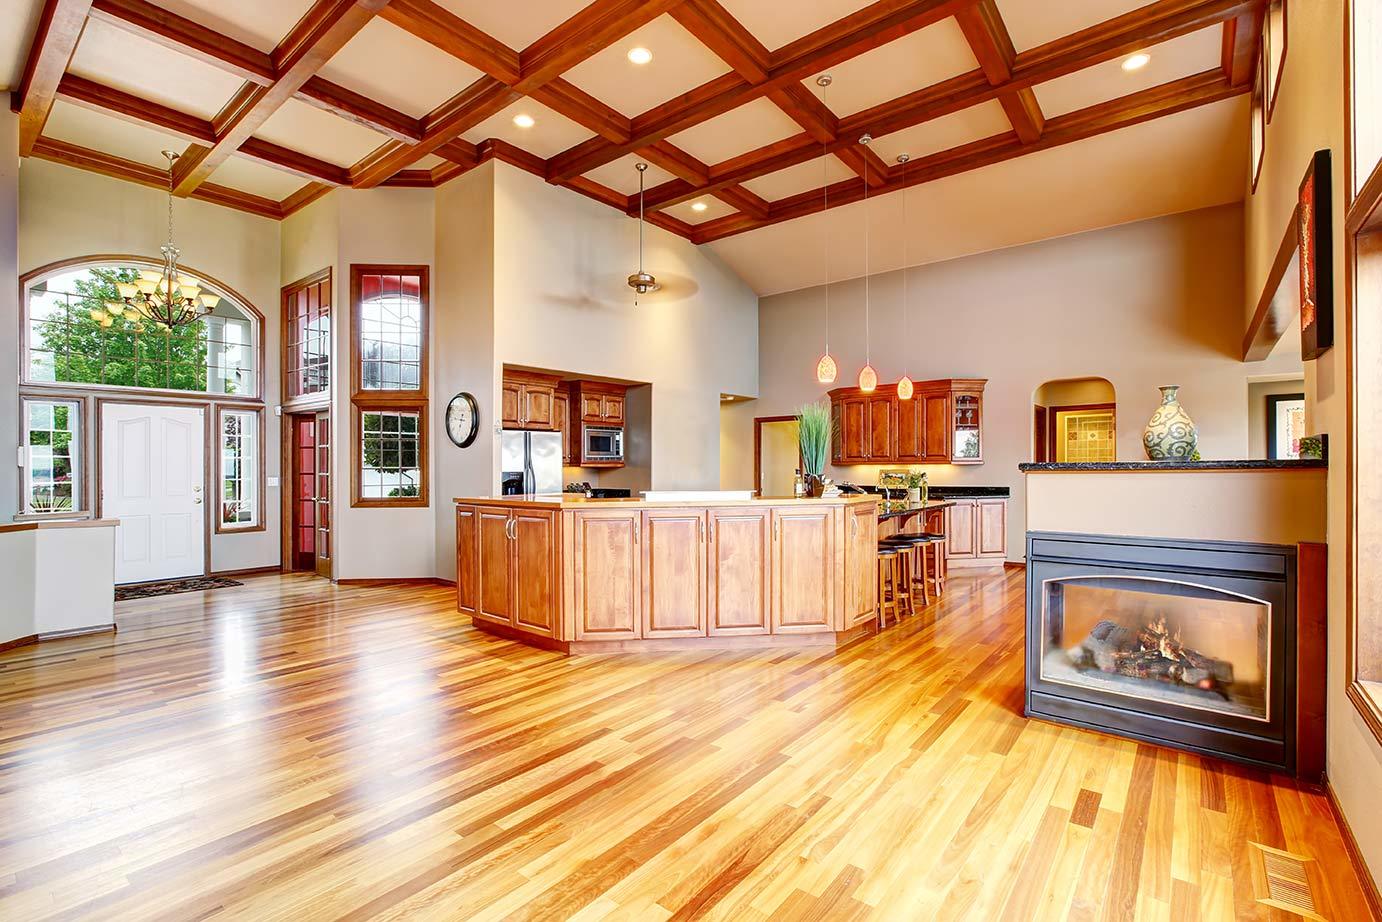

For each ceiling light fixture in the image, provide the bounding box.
[512,113,535,128]
[627,162,659,304]
[1122,52,1151,71]
[627,46,653,65]
[814,74,838,386]
[896,152,913,402]
[857,132,877,393]
[108,151,219,332]
[691,201,708,212]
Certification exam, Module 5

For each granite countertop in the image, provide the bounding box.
[455,494,881,510]
[877,499,953,520]
[923,485,1011,498]
[1018,459,1328,472]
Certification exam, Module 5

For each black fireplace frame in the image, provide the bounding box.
[1025,531,1298,773]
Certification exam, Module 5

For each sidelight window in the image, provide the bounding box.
[218,408,260,531]
[21,399,81,515]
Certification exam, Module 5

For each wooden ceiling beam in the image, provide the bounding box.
[668,0,770,83]
[88,0,274,83]
[237,137,351,185]
[767,83,888,186]
[1220,6,1265,87]
[56,73,215,143]
[515,0,685,92]
[381,0,520,83]
[30,136,283,218]
[13,0,94,157]
[690,69,1243,243]
[173,0,390,196]
[955,0,1044,142]
[280,181,334,217]
[546,0,971,182]
[530,79,631,142]
[297,76,425,142]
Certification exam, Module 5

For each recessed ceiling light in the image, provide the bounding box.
[512,113,535,128]
[1122,52,1151,71]
[691,201,708,212]
[627,47,653,65]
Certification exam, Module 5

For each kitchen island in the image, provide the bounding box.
[455,494,881,652]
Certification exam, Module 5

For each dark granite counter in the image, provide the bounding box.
[924,485,1011,498]
[878,500,953,521]
[1018,459,1327,472]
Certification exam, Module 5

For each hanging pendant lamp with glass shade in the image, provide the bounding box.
[107,151,221,331]
[895,152,914,401]
[627,162,659,305]
[857,133,877,393]
[814,74,837,385]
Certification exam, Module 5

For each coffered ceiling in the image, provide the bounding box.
[8,0,1267,283]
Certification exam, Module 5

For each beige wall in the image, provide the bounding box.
[0,103,17,522]
[746,204,1303,562]
[1242,0,1381,888]
[14,158,283,573]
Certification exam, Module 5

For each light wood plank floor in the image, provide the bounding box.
[0,570,1374,921]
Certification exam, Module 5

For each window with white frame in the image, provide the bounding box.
[219,410,258,529]
[22,399,80,515]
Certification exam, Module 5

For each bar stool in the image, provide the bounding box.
[876,545,901,629]
[881,534,930,609]
[917,533,946,599]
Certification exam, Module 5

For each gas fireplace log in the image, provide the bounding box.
[1067,617,1235,697]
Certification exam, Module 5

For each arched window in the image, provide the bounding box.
[23,259,261,398]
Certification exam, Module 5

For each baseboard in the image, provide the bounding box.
[1324,775,1382,919]
[1,623,116,653]
[1003,561,1027,571]
[209,565,282,579]
[335,577,455,587]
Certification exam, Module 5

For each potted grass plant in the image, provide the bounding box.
[796,401,831,497]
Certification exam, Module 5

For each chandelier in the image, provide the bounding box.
[627,161,659,304]
[101,151,220,331]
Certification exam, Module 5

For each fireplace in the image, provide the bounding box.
[1026,533,1302,773]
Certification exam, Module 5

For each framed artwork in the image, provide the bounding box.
[1266,393,1306,460]
[1298,149,1334,359]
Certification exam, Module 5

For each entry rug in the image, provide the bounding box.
[115,576,243,602]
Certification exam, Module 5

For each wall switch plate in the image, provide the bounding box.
[267,476,280,488]
[274,406,282,416]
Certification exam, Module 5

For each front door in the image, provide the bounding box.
[101,403,206,584]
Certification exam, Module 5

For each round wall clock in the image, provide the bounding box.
[445,392,480,448]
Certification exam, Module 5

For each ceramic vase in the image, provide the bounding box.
[907,487,922,505]
[1143,385,1198,460]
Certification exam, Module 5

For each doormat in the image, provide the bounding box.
[115,577,243,601]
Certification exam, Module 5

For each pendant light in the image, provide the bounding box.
[857,133,877,393]
[627,162,659,304]
[814,74,837,385]
[896,152,914,401]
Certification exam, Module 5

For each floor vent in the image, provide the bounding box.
[1250,842,1326,920]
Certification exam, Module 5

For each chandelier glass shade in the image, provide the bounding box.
[104,151,220,332]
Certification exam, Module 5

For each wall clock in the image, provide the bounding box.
[445,392,479,448]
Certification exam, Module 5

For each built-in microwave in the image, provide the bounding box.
[583,425,623,462]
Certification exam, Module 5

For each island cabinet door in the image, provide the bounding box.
[947,500,978,559]
[456,505,479,615]
[641,510,707,637]
[513,509,559,638]
[843,503,878,627]
[571,510,642,641]
[707,509,771,635]
[977,499,1007,557]
[771,508,836,633]
[477,509,514,624]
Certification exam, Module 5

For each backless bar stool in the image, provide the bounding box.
[877,545,901,629]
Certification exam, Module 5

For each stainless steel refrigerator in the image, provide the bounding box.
[500,429,562,495]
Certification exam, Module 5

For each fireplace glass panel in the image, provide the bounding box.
[1042,576,1270,721]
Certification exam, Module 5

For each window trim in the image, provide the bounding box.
[19,255,266,403]
[215,405,266,534]
[281,267,332,411]
[349,264,430,404]
[19,396,85,517]
[1345,0,1382,744]
[1264,0,1288,124]
[350,401,429,509]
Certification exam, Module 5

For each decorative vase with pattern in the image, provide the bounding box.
[1143,385,1198,460]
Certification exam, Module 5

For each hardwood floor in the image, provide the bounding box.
[0,570,1374,921]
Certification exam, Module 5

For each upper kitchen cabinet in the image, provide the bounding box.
[502,370,560,430]
[829,379,986,465]
[570,381,626,425]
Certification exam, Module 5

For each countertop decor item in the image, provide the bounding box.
[797,400,831,497]
[906,467,927,505]
[1143,385,1198,460]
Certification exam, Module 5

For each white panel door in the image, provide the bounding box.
[102,404,205,584]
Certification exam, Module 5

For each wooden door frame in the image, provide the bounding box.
[96,397,212,580]
[753,415,800,497]
[280,408,334,579]
[1045,402,1117,461]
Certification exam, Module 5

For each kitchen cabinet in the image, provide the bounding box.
[571,509,641,641]
[771,507,835,633]
[843,502,878,627]
[467,504,561,638]
[554,387,571,465]
[829,380,985,465]
[641,510,707,638]
[456,505,478,615]
[501,370,560,430]
[513,509,559,637]
[571,382,626,424]
[707,507,771,635]
[944,497,1007,569]
[476,507,514,624]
